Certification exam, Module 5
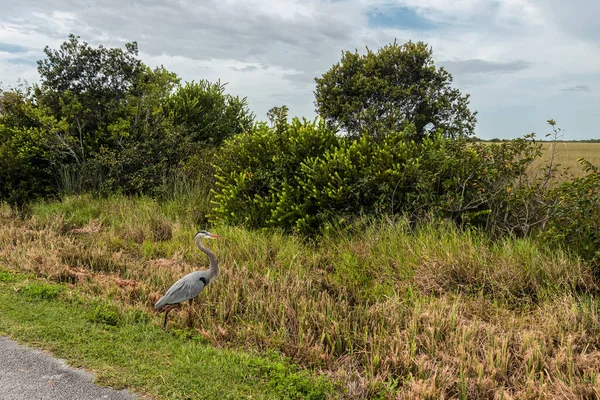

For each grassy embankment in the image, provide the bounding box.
[1,195,600,398]
[0,270,331,399]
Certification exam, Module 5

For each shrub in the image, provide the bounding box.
[541,158,600,266]
[211,118,339,232]
[0,89,58,212]
[212,118,542,234]
[167,80,254,145]
[409,134,542,233]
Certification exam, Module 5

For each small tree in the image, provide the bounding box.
[267,105,289,134]
[314,40,476,141]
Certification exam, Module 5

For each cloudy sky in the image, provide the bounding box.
[0,0,598,139]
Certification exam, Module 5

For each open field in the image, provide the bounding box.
[525,142,600,179]
[1,195,600,398]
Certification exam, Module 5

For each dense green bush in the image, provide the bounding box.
[0,88,58,211]
[541,159,600,265]
[167,80,254,145]
[211,118,339,231]
[0,128,55,212]
[211,118,541,234]
[0,37,255,206]
[413,134,542,233]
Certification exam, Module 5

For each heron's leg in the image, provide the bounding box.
[163,309,170,329]
[188,298,193,328]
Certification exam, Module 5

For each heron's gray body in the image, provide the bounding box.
[154,270,211,309]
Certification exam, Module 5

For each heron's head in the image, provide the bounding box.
[195,230,225,240]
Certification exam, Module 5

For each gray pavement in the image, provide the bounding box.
[0,336,137,400]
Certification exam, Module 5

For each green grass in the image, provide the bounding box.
[0,270,333,400]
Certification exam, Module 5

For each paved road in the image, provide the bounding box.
[0,336,137,400]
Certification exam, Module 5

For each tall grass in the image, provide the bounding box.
[56,164,82,195]
[159,172,214,226]
[1,196,599,398]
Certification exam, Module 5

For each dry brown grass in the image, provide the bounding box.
[1,197,599,398]
[526,142,600,180]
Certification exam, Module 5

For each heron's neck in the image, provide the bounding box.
[195,237,219,280]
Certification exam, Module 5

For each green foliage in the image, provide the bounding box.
[62,65,184,196]
[542,158,600,265]
[212,118,541,234]
[88,304,121,326]
[314,40,477,140]
[1,36,255,200]
[249,357,332,400]
[409,134,542,233]
[35,34,145,164]
[211,118,339,232]
[0,87,57,211]
[167,80,254,145]
[19,282,65,300]
[0,269,22,283]
[159,147,217,225]
[266,105,289,135]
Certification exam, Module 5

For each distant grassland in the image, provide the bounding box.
[484,141,600,179]
[532,142,600,177]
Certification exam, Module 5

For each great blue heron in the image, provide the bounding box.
[154,230,224,328]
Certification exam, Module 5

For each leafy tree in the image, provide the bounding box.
[79,66,185,196]
[35,34,145,163]
[314,40,477,141]
[167,80,254,145]
[543,159,600,266]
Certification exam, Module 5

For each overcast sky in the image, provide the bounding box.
[0,0,598,139]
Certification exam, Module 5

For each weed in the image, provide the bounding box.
[0,268,23,282]
[19,282,64,300]
[88,304,121,326]
[249,357,333,400]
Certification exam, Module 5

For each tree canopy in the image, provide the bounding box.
[167,80,254,145]
[314,40,477,140]
[0,35,256,208]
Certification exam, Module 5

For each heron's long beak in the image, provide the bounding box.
[208,233,225,239]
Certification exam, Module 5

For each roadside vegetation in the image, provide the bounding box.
[1,36,600,398]
[2,199,600,397]
[0,265,332,400]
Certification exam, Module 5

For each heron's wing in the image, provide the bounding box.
[154,273,207,309]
